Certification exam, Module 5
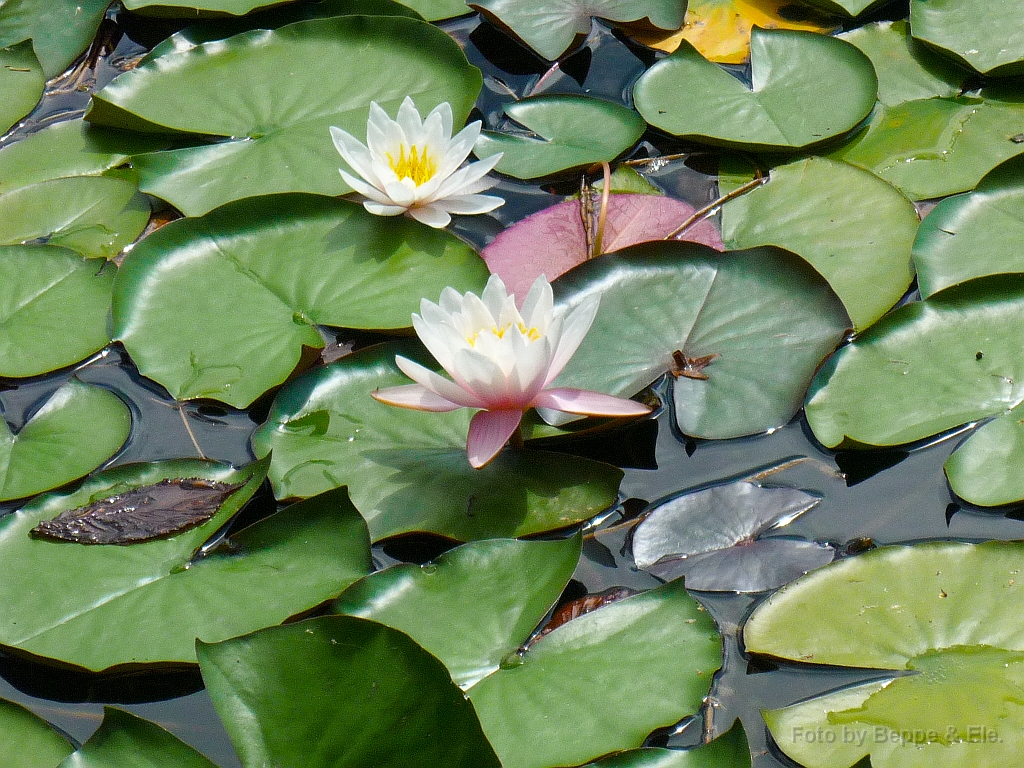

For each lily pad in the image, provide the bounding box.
[586,720,751,767]
[913,155,1024,298]
[0,461,374,671]
[944,406,1024,507]
[398,0,469,20]
[122,0,297,15]
[482,194,723,301]
[0,245,115,379]
[0,40,44,136]
[61,708,217,768]
[722,156,918,331]
[198,615,503,768]
[0,698,73,768]
[251,343,624,541]
[88,15,482,216]
[112,194,487,408]
[804,276,1024,449]
[0,0,110,78]
[548,242,849,439]
[0,380,131,502]
[746,541,1024,767]
[830,86,1024,201]
[469,0,684,60]
[0,176,150,259]
[633,29,877,151]
[911,0,1024,77]
[333,535,581,687]
[474,95,645,179]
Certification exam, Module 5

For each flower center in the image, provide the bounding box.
[467,322,541,346]
[387,144,437,186]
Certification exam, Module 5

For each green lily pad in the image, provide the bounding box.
[944,406,1024,506]
[548,242,849,439]
[0,120,167,194]
[0,245,115,378]
[804,277,1024,449]
[0,176,150,259]
[252,342,624,541]
[198,615,503,768]
[722,156,918,331]
[0,460,373,671]
[830,86,1024,201]
[122,0,294,15]
[911,0,1024,77]
[913,155,1024,298]
[838,20,968,108]
[112,194,487,408]
[334,535,581,687]
[586,720,751,767]
[0,698,73,768]
[633,29,877,151]
[61,708,217,768]
[0,40,44,136]
[0,380,131,502]
[469,0,683,60]
[746,541,1024,767]
[0,0,110,78]
[785,0,887,16]
[398,0,468,21]
[88,15,482,216]
[474,95,645,179]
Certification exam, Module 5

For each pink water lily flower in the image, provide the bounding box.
[372,274,652,468]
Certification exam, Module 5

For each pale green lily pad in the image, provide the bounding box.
[251,343,624,541]
[60,708,217,768]
[747,541,1024,767]
[911,0,1024,77]
[0,176,150,259]
[112,194,487,408]
[0,379,131,502]
[549,242,849,439]
[804,277,1024,449]
[398,0,469,20]
[199,615,503,768]
[474,95,645,179]
[88,15,481,216]
[469,0,683,60]
[944,407,1024,507]
[913,155,1024,298]
[830,87,1024,201]
[0,459,374,671]
[722,156,918,331]
[0,40,44,136]
[0,245,115,378]
[0,0,110,78]
[587,721,751,767]
[123,0,294,15]
[785,0,887,16]
[633,29,877,151]
[0,698,74,768]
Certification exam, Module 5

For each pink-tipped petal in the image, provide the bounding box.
[467,409,523,468]
[372,384,462,412]
[533,387,652,417]
[394,356,483,408]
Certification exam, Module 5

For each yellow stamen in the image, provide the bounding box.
[387,144,437,186]
[466,323,542,346]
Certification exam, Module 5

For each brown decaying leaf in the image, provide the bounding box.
[530,587,638,644]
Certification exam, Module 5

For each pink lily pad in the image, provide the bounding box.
[482,194,724,301]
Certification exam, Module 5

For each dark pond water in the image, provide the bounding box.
[3,2,1020,766]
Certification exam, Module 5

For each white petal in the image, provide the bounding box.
[339,169,394,205]
[426,101,454,142]
[394,356,483,408]
[413,314,464,375]
[533,388,652,417]
[438,286,465,314]
[408,205,451,228]
[511,336,553,401]
[436,121,482,179]
[462,291,499,331]
[396,96,425,143]
[433,153,503,200]
[481,273,513,321]
[520,275,554,332]
[453,347,516,408]
[545,294,600,385]
[363,201,407,216]
[435,193,505,216]
[384,178,417,207]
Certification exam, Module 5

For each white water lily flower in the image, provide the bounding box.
[329,97,504,228]
[372,274,652,468]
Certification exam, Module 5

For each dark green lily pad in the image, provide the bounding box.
[334,535,581,687]
[88,15,482,216]
[0,380,131,502]
[122,0,294,15]
[913,155,1024,298]
[61,708,217,767]
[586,720,751,767]
[0,0,110,78]
[0,245,115,379]
[0,460,374,671]
[944,407,1024,507]
[198,615,502,768]
[722,156,918,331]
[0,40,44,136]
[112,194,486,408]
[633,29,877,151]
[0,176,150,259]
[746,541,1024,767]
[474,95,645,179]
[251,343,623,541]
[548,242,849,439]
[804,277,1024,450]
[469,0,683,60]
[0,698,73,768]
[911,0,1024,77]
